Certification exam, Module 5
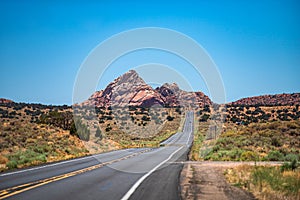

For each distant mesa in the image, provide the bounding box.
[0,98,13,104]
[231,93,300,106]
[83,70,212,108]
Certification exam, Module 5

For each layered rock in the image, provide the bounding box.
[83,70,212,108]
[83,70,165,108]
[156,83,212,108]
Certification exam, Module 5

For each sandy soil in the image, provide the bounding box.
[180,162,260,200]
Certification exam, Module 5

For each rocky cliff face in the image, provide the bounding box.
[83,70,165,108]
[155,83,211,108]
[83,70,211,108]
[231,93,300,106]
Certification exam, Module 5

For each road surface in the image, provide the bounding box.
[0,111,194,200]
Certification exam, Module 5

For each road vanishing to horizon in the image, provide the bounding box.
[0,112,194,200]
[1,1,299,200]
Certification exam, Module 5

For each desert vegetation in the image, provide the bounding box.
[190,103,300,161]
[190,120,300,161]
[224,163,300,200]
[226,104,300,125]
[0,101,183,171]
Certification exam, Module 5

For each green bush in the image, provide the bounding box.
[6,149,47,170]
[6,160,17,169]
[281,159,298,172]
[266,150,284,161]
[284,153,299,162]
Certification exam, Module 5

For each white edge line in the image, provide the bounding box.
[120,145,184,200]
[0,149,129,177]
[186,129,192,145]
[185,115,193,145]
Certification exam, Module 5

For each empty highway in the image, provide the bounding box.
[0,111,194,200]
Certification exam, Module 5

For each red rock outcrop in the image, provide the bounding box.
[83,70,165,108]
[83,70,212,108]
[230,93,300,106]
[0,98,13,104]
[155,83,212,108]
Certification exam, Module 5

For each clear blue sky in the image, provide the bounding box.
[1,0,299,105]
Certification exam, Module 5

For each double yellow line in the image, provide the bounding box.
[0,149,152,199]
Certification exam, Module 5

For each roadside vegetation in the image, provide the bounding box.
[224,162,300,200]
[95,106,183,148]
[0,102,183,171]
[189,122,207,160]
[188,104,300,199]
[0,121,88,171]
[201,120,300,161]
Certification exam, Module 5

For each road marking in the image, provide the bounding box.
[0,149,129,177]
[186,127,192,145]
[120,145,184,200]
[0,149,151,200]
[186,113,194,145]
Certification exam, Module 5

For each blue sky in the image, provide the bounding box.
[0,0,299,105]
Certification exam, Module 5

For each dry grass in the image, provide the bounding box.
[224,164,300,200]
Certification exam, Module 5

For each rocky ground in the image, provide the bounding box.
[179,162,278,200]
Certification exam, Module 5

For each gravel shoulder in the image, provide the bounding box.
[180,162,262,200]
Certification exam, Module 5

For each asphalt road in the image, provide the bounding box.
[0,111,194,200]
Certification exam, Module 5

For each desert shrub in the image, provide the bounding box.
[6,149,47,170]
[203,105,210,112]
[40,110,73,130]
[280,159,298,172]
[266,150,284,161]
[6,160,17,169]
[175,107,182,114]
[240,151,257,161]
[200,114,210,122]
[105,125,112,132]
[142,115,151,121]
[285,153,299,162]
[271,137,282,147]
[166,116,174,121]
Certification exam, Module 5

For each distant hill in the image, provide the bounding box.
[0,98,13,104]
[230,93,300,106]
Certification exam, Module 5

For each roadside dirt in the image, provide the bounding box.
[180,162,257,200]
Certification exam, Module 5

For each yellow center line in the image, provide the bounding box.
[0,149,152,199]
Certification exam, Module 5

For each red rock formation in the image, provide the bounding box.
[83,70,165,108]
[230,93,300,106]
[83,70,212,108]
[155,83,212,108]
[0,98,13,104]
